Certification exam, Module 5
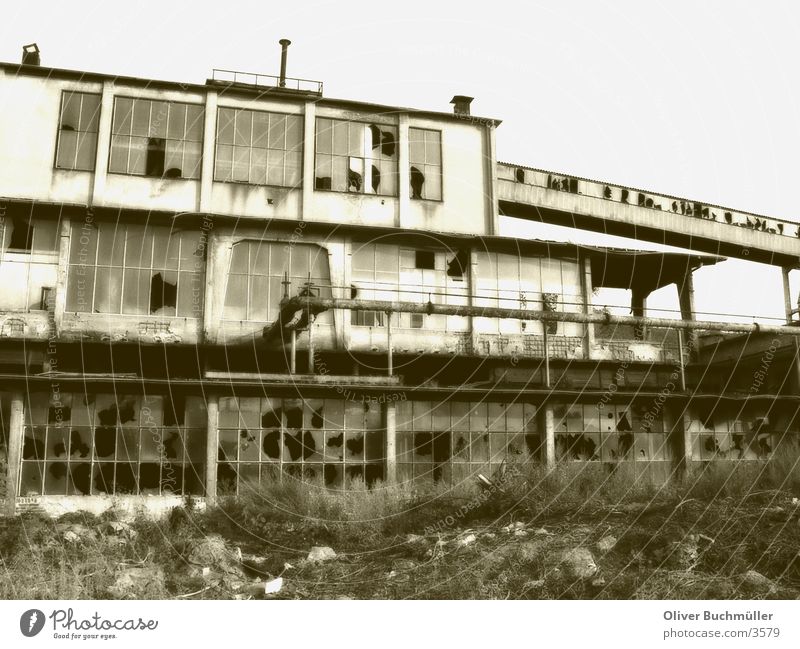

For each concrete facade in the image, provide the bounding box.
[1,55,797,516]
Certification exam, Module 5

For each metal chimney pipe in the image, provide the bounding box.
[279,39,291,87]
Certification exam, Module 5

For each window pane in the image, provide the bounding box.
[122,268,149,315]
[149,101,168,138]
[75,133,97,170]
[268,114,287,149]
[249,275,269,321]
[185,105,204,141]
[425,131,441,164]
[60,93,81,130]
[56,130,77,169]
[183,141,202,179]
[164,140,185,177]
[333,121,349,155]
[132,100,151,137]
[286,116,302,149]
[229,242,249,273]
[232,146,250,182]
[94,267,123,313]
[128,136,148,175]
[109,135,131,173]
[97,225,125,266]
[167,104,186,139]
[215,143,233,181]
[81,95,102,132]
[66,265,94,312]
[224,274,248,320]
[250,147,267,184]
[252,112,269,148]
[316,118,333,154]
[266,150,285,185]
[233,111,252,146]
[285,151,302,187]
[113,97,133,135]
[217,108,235,145]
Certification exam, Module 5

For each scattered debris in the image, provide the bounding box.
[108,566,165,599]
[591,576,607,588]
[264,577,283,595]
[454,533,476,548]
[502,521,526,534]
[306,546,337,563]
[741,570,776,593]
[596,535,617,553]
[560,548,598,580]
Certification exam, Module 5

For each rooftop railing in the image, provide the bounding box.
[210,69,323,95]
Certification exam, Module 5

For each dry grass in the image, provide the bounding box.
[2,451,800,599]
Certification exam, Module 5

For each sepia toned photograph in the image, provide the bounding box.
[0,2,799,643]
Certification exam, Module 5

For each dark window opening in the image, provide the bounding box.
[410,165,425,199]
[146,137,166,177]
[415,250,435,270]
[315,176,332,190]
[149,272,177,314]
[446,249,469,279]
[515,168,525,183]
[8,216,33,251]
[371,164,381,192]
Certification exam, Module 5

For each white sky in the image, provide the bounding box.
[2,0,798,323]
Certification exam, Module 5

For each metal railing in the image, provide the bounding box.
[211,69,323,95]
[498,161,800,240]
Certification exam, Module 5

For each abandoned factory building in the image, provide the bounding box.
[2,42,800,516]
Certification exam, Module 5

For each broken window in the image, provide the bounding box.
[409,128,442,200]
[109,98,203,179]
[549,402,669,463]
[315,118,398,196]
[55,91,101,171]
[222,241,331,323]
[0,210,61,311]
[214,107,302,186]
[350,243,399,327]
[64,221,204,317]
[18,392,206,497]
[396,401,529,485]
[217,397,382,492]
[446,250,469,280]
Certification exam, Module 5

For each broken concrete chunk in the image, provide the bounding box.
[741,570,776,593]
[454,533,476,547]
[596,535,617,553]
[63,530,80,543]
[560,548,598,580]
[405,534,428,548]
[533,527,553,537]
[108,566,165,600]
[502,521,526,533]
[306,546,337,563]
[591,576,607,588]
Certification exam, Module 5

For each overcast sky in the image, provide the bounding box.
[2,0,798,322]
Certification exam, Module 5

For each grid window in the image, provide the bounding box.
[223,241,332,323]
[350,242,400,327]
[552,401,670,463]
[409,128,442,201]
[315,118,398,196]
[19,392,206,497]
[214,107,302,187]
[396,400,534,486]
[216,397,384,493]
[55,92,101,171]
[64,221,205,317]
[474,251,583,336]
[109,98,203,179]
[0,214,60,311]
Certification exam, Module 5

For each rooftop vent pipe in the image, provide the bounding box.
[22,43,40,66]
[450,95,473,117]
[279,39,291,87]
